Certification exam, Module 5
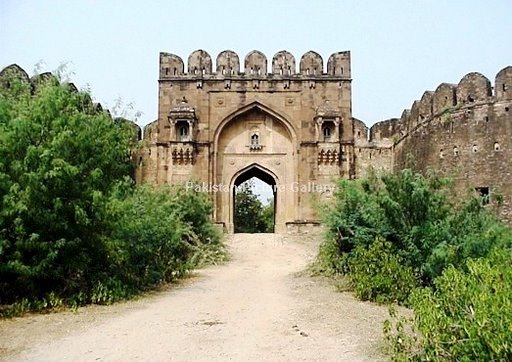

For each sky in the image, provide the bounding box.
[2,0,510,203]
[2,0,511,129]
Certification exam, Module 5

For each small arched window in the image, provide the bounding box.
[179,126,189,139]
[322,122,334,141]
[251,133,259,145]
[176,121,190,142]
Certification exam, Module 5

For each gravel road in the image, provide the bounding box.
[0,233,389,361]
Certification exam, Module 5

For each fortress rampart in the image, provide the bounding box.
[159,49,351,79]
[367,67,512,222]
[2,54,511,227]
[139,50,355,232]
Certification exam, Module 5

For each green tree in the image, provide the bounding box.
[0,72,136,304]
[234,180,267,233]
[261,198,275,233]
[0,70,225,315]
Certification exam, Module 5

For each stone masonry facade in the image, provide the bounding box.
[2,51,510,232]
[357,67,512,224]
[135,50,354,233]
[133,50,512,232]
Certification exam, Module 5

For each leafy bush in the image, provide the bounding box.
[321,177,388,270]
[348,238,419,305]
[106,184,224,291]
[385,248,512,361]
[173,185,222,244]
[316,137,512,362]
[0,71,225,316]
[422,198,511,280]
[106,185,195,290]
[319,169,511,296]
[234,180,273,233]
[0,72,135,305]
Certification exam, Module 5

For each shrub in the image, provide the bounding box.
[385,248,512,361]
[173,184,221,243]
[318,169,512,301]
[422,197,512,280]
[0,71,225,316]
[106,185,195,290]
[0,72,135,305]
[348,238,419,305]
[319,176,388,274]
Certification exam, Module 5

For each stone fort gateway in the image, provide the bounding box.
[132,49,512,233]
[2,50,511,233]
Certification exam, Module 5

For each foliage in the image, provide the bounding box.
[261,198,275,233]
[348,238,418,305]
[0,73,135,306]
[318,175,387,274]
[383,305,420,361]
[385,248,512,361]
[319,169,511,290]
[318,168,512,360]
[0,73,224,316]
[234,180,273,233]
[104,184,224,294]
[106,185,194,290]
[173,185,222,245]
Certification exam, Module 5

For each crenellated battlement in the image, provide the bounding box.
[146,49,355,232]
[159,50,351,80]
[370,66,512,144]
[361,65,512,224]
[0,64,143,141]
[4,55,512,227]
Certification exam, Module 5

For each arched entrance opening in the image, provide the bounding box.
[214,102,297,233]
[233,166,276,233]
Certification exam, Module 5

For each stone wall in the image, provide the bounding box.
[5,57,511,229]
[352,117,395,179]
[0,64,142,136]
[138,50,354,232]
[0,63,143,180]
[370,67,512,223]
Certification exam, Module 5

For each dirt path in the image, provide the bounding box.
[0,234,390,361]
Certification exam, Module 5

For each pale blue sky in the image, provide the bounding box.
[2,0,511,128]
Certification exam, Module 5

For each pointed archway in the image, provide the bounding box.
[232,164,277,233]
[214,103,297,233]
